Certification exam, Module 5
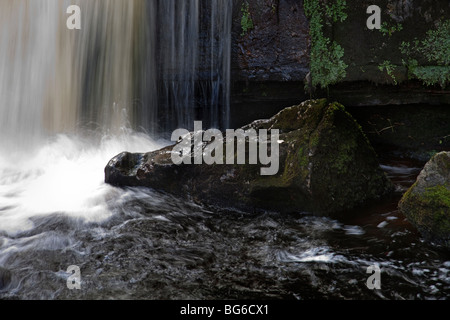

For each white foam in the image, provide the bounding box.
[0,133,164,235]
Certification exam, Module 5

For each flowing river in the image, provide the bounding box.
[0,138,449,300]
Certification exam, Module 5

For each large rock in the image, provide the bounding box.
[105,99,393,216]
[399,152,450,247]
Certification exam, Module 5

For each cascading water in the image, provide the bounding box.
[0,0,232,145]
[0,0,153,149]
[0,0,237,298]
[156,0,232,132]
[0,1,233,242]
[0,0,60,149]
[156,0,199,132]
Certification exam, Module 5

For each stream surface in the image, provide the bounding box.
[0,134,449,300]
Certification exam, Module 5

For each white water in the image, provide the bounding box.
[0,0,232,235]
[0,0,156,234]
[0,133,164,235]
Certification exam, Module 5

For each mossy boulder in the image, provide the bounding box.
[105,99,393,216]
[399,152,450,247]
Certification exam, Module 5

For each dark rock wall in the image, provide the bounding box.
[230,0,450,87]
[230,0,311,128]
[336,0,450,83]
[231,0,310,82]
[229,0,450,153]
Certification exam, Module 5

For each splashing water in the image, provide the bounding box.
[0,133,165,235]
[0,0,233,232]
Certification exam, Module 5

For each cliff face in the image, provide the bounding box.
[229,0,450,153]
[230,0,450,97]
[231,0,310,82]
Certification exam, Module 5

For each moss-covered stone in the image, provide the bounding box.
[106,99,393,216]
[399,152,450,247]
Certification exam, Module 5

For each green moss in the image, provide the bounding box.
[436,153,450,171]
[266,99,327,133]
[273,108,305,132]
[422,185,450,208]
[309,131,320,148]
[305,101,392,213]
[400,183,450,241]
[251,175,288,189]
[325,101,345,116]
[238,99,391,215]
[321,104,358,174]
[332,140,356,174]
[282,132,310,185]
[283,154,300,184]
[297,147,309,168]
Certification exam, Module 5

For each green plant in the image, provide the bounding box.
[304,0,348,90]
[411,66,450,88]
[400,20,450,88]
[378,60,398,85]
[240,1,254,36]
[325,0,347,23]
[418,20,450,65]
[380,22,403,37]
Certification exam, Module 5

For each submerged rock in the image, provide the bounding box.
[105,99,393,216]
[399,152,450,247]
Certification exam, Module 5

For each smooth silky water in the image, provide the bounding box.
[0,0,449,300]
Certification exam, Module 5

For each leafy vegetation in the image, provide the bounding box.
[304,0,348,90]
[380,22,403,37]
[325,0,347,23]
[378,60,398,85]
[400,20,450,87]
[240,1,254,36]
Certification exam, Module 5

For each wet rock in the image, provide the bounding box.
[105,99,393,216]
[399,152,450,247]
[105,146,181,192]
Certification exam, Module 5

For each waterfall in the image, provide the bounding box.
[156,0,232,132]
[156,0,199,133]
[0,0,60,149]
[205,0,232,130]
[0,0,233,150]
[0,0,233,233]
